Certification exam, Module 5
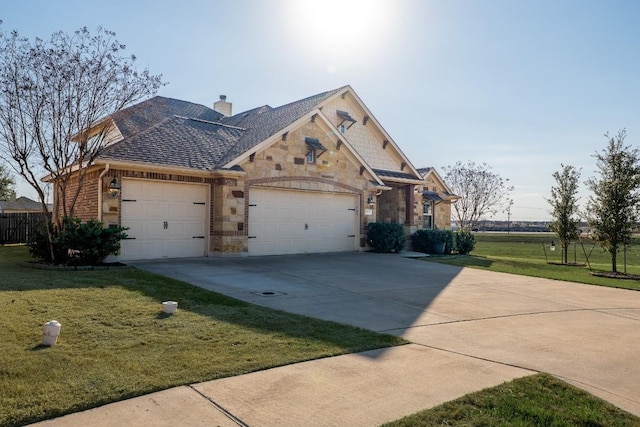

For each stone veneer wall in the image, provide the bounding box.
[377,186,406,224]
[413,175,454,230]
[217,121,378,254]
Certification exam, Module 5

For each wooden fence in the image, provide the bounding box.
[0,212,48,245]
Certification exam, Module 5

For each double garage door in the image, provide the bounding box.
[248,188,358,256]
[118,181,358,259]
[119,179,208,261]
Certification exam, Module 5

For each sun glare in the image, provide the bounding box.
[285,0,396,68]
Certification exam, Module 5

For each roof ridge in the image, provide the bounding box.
[270,85,347,112]
[174,115,247,130]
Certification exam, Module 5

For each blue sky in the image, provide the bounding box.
[3,0,640,221]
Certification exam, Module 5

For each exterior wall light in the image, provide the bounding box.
[367,195,375,205]
[108,177,121,198]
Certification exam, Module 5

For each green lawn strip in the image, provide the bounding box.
[382,373,640,427]
[0,246,405,427]
[423,233,640,291]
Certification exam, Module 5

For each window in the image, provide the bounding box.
[423,202,433,229]
[307,150,315,163]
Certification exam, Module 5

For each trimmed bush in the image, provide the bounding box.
[366,222,405,253]
[455,231,476,254]
[28,217,128,265]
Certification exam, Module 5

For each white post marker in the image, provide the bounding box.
[42,320,61,346]
[162,301,178,314]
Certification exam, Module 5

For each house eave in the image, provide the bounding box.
[93,159,231,178]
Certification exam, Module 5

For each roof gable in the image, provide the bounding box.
[315,87,422,181]
[227,107,386,186]
[215,87,346,165]
[419,166,455,194]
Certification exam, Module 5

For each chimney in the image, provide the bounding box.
[213,94,232,117]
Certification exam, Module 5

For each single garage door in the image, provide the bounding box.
[248,188,358,256]
[119,179,208,260]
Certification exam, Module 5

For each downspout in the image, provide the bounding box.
[97,164,110,221]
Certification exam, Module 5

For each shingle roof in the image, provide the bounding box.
[0,196,49,212]
[97,88,347,170]
[373,169,421,181]
[100,116,244,170]
[110,96,224,139]
[417,167,433,177]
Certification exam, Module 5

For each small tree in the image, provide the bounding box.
[585,130,640,273]
[547,164,581,264]
[0,24,163,263]
[0,163,15,200]
[442,161,513,231]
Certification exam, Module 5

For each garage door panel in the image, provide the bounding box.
[120,179,207,261]
[248,188,357,256]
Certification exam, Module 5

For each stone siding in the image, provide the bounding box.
[322,95,402,171]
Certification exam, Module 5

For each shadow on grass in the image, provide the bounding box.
[426,254,494,268]
[30,344,50,351]
[3,247,446,358]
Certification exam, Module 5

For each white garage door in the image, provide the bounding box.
[248,188,358,256]
[119,179,208,260]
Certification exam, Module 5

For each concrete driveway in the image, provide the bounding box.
[129,252,640,418]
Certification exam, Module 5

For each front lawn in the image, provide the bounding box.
[0,245,404,427]
[425,233,640,291]
[383,373,639,426]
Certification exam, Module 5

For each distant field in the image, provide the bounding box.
[425,232,640,290]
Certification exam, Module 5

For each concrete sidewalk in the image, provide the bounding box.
[31,253,640,426]
[33,345,531,427]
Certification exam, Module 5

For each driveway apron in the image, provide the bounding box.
[33,252,640,426]
[130,252,640,419]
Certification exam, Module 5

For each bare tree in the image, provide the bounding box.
[0,163,16,200]
[442,161,513,231]
[0,24,163,261]
[585,130,640,273]
[547,164,581,264]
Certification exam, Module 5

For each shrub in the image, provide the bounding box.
[411,229,455,254]
[455,231,476,255]
[28,221,67,264]
[441,229,455,254]
[28,217,128,265]
[366,222,405,253]
[411,230,434,253]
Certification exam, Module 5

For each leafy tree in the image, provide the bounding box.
[585,130,640,273]
[547,164,581,264]
[442,161,513,231]
[0,24,163,262]
[0,163,16,200]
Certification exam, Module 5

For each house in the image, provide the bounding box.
[0,196,49,214]
[57,85,457,260]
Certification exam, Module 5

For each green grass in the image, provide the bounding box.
[426,233,640,291]
[382,373,640,427]
[0,245,405,427]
